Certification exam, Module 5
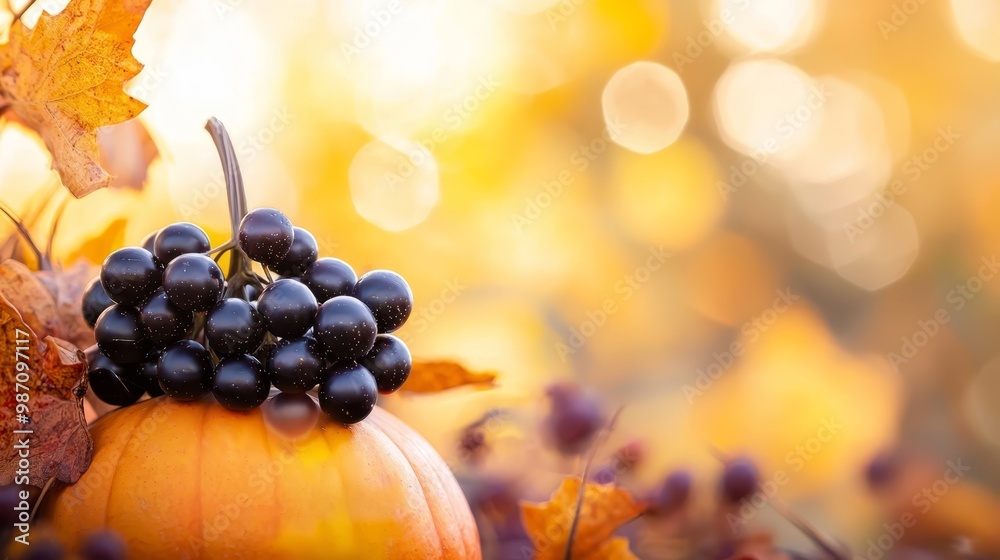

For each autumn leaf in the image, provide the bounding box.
[0,259,96,350]
[0,291,91,485]
[401,360,498,393]
[520,476,645,560]
[0,0,153,197]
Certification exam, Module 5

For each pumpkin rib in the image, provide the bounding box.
[372,411,476,560]
[103,398,166,531]
[394,413,478,560]
[356,418,442,558]
[257,406,282,549]
[384,431,445,559]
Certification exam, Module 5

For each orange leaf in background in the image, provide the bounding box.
[0,291,91,485]
[0,0,152,197]
[62,217,127,267]
[98,119,159,190]
[401,360,498,393]
[520,476,644,560]
[0,259,97,350]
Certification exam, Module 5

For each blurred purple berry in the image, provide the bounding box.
[865,450,899,489]
[23,540,66,560]
[654,469,692,512]
[591,466,617,485]
[543,383,605,455]
[81,529,128,560]
[721,457,758,503]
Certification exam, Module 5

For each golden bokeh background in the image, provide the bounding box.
[4,0,1000,553]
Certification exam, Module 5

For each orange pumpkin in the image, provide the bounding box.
[48,396,481,559]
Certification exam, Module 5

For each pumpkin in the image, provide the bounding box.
[48,396,481,559]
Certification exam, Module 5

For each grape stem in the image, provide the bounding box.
[204,117,263,300]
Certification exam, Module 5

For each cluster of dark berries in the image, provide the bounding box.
[81,209,413,425]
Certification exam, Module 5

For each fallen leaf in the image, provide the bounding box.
[0,259,96,350]
[0,291,92,485]
[0,259,58,338]
[401,360,498,393]
[520,476,644,560]
[0,0,153,197]
[98,119,158,190]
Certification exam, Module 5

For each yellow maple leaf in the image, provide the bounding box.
[0,0,152,197]
[400,360,498,393]
[520,476,644,560]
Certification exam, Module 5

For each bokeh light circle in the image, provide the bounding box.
[712,58,822,161]
[349,137,440,231]
[711,0,823,54]
[951,0,1000,62]
[602,61,690,154]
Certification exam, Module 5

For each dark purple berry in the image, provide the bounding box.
[100,247,162,306]
[359,334,411,393]
[138,350,165,397]
[270,227,318,277]
[157,339,213,401]
[313,296,377,360]
[140,290,193,348]
[86,345,145,406]
[238,208,294,265]
[212,355,269,411]
[153,222,211,264]
[301,257,356,302]
[267,336,323,393]
[256,278,318,338]
[205,298,266,356]
[140,230,158,254]
[94,305,150,364]
[82,277,115,328]
[318,361,377,424]
[162,253,225,312]
[353,270,412,333]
